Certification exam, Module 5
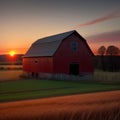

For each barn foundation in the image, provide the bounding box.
[23,71,93,80]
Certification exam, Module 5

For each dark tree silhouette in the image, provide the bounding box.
[97,46,106,71]
[106,45,120,56]
[98,46,106,55]
[106,45,120,71]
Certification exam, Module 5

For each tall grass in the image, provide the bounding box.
[0,70,22,81]
[0,91,120,120]
[94,71,120,83]
[36,103,120,120]
[0,69,120,83]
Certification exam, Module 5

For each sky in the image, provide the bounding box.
[0,0,120,55]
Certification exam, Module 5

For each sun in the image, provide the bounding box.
[9,50,16,57]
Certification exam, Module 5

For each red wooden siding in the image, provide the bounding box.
[23,57,53,73]
[53,34,94,74]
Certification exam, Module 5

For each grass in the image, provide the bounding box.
[94,70,120,83]
[0,70,22,81]
[0,79,120,102]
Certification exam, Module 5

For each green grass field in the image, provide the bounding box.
[0,79,120,102]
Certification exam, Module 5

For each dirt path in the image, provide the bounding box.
[0,90,120,120]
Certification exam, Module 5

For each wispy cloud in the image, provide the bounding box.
[74,10,120,28]
[87,30,120,43]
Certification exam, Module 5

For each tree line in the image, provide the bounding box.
[98,45,120,56]
[96,45,120,72]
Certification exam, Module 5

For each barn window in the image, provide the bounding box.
[71,42,78,51]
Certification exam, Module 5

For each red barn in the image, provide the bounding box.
[23,30,94,80]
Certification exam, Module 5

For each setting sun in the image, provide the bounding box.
[9,50,16,57]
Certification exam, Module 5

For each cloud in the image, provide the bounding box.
[75,10,120,28]
[86,30,120,43]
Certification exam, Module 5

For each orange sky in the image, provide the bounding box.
[1,0,120,55]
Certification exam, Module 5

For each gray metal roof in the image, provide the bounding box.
[24,30,75,57]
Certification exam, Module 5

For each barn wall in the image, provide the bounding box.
[23,57,53,76]
[53,33,94,75]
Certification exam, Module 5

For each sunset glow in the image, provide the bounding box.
[9,50,16,57]
[0,0,120,55]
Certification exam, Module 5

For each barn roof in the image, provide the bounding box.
[24,30,75,57]
[24,30,94,57]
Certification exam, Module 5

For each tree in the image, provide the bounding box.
[98,46,106,56]
[106,45,120,56]
[97,46,106,71]
[106,45,120,71]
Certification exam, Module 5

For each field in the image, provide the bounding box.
[0,78,120,102]
[94,70,120,83]
[0,70,120,119]
[0,70,22,81]
[0,70,120,102]
[0,90,120,120]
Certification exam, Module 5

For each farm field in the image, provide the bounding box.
[0,79,120,102]
[94,71,120,83]
[0,70,120,119]
[0,90,120,120]
[0,70,22,81]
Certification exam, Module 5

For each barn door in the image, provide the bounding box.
[69,63,79,75]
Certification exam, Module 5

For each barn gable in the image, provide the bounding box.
[24,30,75,57]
